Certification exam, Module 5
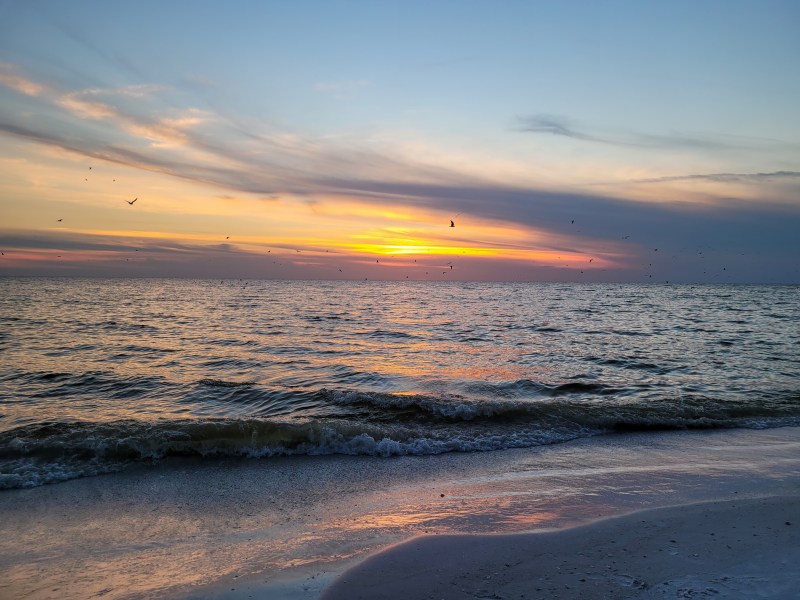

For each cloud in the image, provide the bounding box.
[3,96,798,253]
[1,65,799,282]
[53,84,204,147]
[0,63,46,96]
[516,114,736,151]
[58,93,119,120]
[632,170,800,184]
[516,114,595,141]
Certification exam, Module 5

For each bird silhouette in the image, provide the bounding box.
[57,218,63,222]
[450,220,455,227]
[126,198,138,205]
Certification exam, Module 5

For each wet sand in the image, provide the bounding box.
[321,495,800,600]
[1,428,799,599]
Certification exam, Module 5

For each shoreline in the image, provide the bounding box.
[2,427,799,599]
[321,495,800,600]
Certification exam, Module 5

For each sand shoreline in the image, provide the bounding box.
[3,428,799,599]
[320,495,800,599]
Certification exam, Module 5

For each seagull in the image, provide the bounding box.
[57,218,63,222]
[450,220,455,227]
[126,197,138,205]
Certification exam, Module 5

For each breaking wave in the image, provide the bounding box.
[2,388,798,489]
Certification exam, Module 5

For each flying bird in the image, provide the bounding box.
[126,197,138,205]
[57,218,62,222]
[450,220,455,227]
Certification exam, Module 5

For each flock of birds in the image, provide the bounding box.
[0,164,739,282]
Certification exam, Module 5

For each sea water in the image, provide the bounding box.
[1,278,798,488]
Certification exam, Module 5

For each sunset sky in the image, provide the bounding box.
[1,0,798,282]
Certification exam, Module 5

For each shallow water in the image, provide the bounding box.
[1,279,798,487]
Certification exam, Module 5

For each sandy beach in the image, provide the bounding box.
[2,428,799,599]
[322,495,800,600]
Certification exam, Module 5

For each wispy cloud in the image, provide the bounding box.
[57,93,119,120]
[0,63,46,96]
[53,84,206,147]
[516,114,595,141]
[632,170,800,184]
[516,114,734,151]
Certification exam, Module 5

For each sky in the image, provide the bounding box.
[1,0,799,282]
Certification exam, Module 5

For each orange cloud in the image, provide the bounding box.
[0,64,45,96]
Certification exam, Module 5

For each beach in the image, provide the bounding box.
[321,496,799,600]
[3,427,798,599]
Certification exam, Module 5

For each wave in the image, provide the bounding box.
[198,378,257,388]
[326,389,800,427]
[2,389,798,489]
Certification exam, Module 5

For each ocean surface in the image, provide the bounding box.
[1,278,798,489]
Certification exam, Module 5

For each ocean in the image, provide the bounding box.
[1,278,798,489]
